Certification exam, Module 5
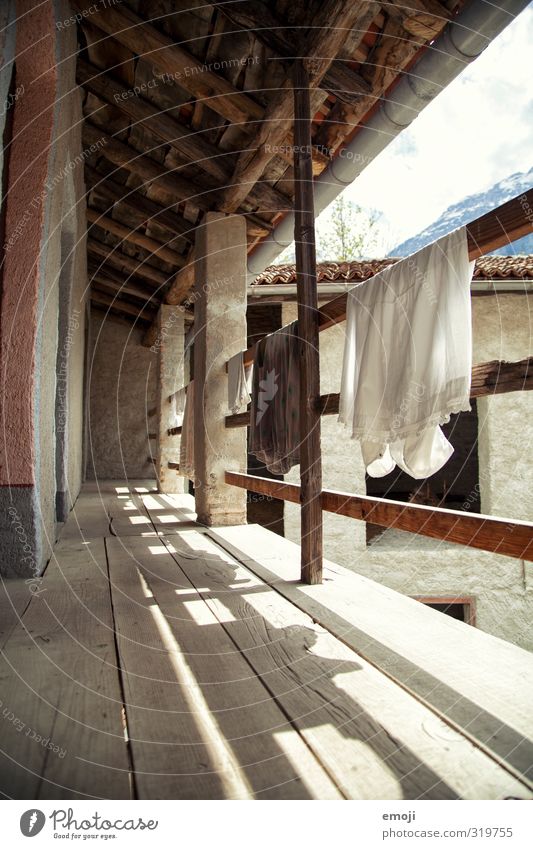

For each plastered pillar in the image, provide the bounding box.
[193,212,247,525]
[156,306,187,494]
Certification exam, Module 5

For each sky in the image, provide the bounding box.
[317,3,533,254]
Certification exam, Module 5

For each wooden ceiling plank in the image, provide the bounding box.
[88,238,171,287]
[86,207,184,267]
[77,59,234,184]
[70,0,264,125]
[217,1,379,213]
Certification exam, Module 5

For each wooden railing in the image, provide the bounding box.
[225,357,533,428]
[225,472,533,563]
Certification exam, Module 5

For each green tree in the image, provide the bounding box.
[316,196,381,261]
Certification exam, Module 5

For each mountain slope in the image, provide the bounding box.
[393,168,533,257]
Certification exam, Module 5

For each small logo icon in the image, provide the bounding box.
[256,369,278,424]
[20,810,46,837]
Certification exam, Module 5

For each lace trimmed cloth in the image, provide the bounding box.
[338,228,475,479]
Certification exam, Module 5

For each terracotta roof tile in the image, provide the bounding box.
[252,255,533,286]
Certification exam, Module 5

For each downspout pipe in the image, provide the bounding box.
[247,0,531,280]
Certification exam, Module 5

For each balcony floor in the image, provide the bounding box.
[0,480,532,800]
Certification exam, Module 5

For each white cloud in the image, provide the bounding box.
[342,4,533,252]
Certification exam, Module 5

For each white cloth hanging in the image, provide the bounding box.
[227,351,253,414]
[179,380,195,479]
[338,227,475,479]
[170,386,186,428]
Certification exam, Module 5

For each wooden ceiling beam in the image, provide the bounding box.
[83,122,291,217]
[70,0,264,126]
[212,1,372,105]
[85,165,194,241]
[88,238,172,287]
[90,288,157,321]
[77,59,235,184]
[218,1,379,213]
[88,268,160,304]
[86,207,184,267]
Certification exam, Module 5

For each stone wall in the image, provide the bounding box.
[87,310,158,480]
[282,293,533,648]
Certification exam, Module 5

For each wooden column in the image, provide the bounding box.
[293,61,323,584]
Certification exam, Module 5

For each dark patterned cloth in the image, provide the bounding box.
[250,321,300,474]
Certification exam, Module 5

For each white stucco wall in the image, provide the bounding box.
[283,292,533,649]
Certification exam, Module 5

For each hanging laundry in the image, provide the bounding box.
[171,386,186,428]
[250,321,300,474]
[227,351,253,414]
[179,380,195,479]
[338,228,475,479]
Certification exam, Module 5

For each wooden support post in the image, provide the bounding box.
[293,61,323,585]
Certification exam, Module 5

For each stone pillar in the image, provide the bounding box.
[193,212,247,525]
[156,305,187,494]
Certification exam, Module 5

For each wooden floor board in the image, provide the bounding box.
[0,539,131,799]
[171,530,530,800]
[106,534,341,799]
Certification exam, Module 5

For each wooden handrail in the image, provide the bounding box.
[225,471,533,562]
[225,357,533,428]
[239,191,532,366]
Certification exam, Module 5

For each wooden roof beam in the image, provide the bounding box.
[83,122,291,217]
[88,238,172,288]
[70,0,264,126]
[85,165,194,241]
[212,1,372,105]
[218,1,380,213]
[88,269,160,304]
[86,207,184,267]
[90,289,157,321]
[77,59,235,184]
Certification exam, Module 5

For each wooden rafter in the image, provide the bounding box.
[212,0,372,105]
[90,288,156,321]
[70,0,264,125]
[218,1,379,213]
[87,208,184,267]
[88,238,172,288]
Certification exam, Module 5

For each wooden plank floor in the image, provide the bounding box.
[0,480,531,799]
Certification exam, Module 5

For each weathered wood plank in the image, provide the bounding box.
[88,237,170,287]
[106,534,341,799]
[70,0,264,125]
[0,540,131,799]
[87,208,184,267]
[208,524,533,787]
[225,471,533,562]
[179,529,531,799]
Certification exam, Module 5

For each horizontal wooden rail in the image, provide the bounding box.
[240,191,531,366]
[225,471,533,562]
[225,357,533,428]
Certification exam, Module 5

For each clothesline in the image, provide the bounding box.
[237,191,532,368]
